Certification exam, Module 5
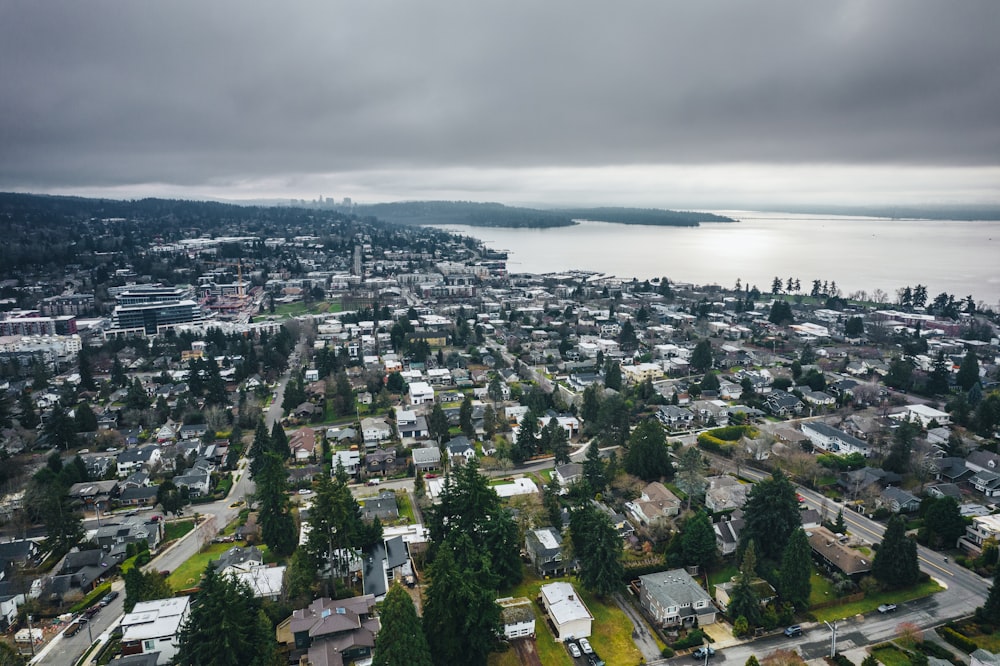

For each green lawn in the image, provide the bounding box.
[870,645,914,666]
[500,572,641,666]
[253,300,342,321]
[164,519,196,542]
[166,541,269,591]
[395,491,415,524]
[708,565,739,590]
[808,571,837,607]
[810,579,942,622]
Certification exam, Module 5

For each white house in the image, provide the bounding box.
[800,422,870,457]
[120,596,191,665]
[638,569,717,628]
[539,582,593,641]
[408,381,434,405]
[497,597,535,640]
[332,450,361,475]
[892,404,951,427]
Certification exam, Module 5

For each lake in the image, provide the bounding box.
[431,211,1000,307]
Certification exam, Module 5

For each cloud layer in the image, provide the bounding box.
[2,1,998,205]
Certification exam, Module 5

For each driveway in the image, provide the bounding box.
[612,591,664,663]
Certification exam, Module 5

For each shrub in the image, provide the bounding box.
[937,626,977,653]
[661,647,675,658]
[671,629,706,650]
[828,654,854,666]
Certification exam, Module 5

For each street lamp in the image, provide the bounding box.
[824,619,840,658]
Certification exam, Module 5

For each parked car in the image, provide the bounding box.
[84,606,101,618]
[366,479,381,486]
[567,642,581,658]
[784,625,803,637]
[878,603,897,613]
[587,656,606,666]
[692,647,716,659]
[100,591,119,607]
[298,488,313,495]
[578,637,593,654]
[65,619,87,637]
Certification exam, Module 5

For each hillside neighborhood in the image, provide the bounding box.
[0,194,999,665]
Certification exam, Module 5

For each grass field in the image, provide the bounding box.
[808,571,837,607]
[870,645,913,666]
[164,519,196,542]
[253,300,342,321]
[810,579,942,622]
[499,572,642,666]
[166,541,270,591]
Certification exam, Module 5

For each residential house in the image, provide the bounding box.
[279,595,379,666]
[892,404,951,427]
[118,485,160,507]
[231,564,286,602]
[538,581,593,641]
[800,422,870,457]
[715,577,777,613]
[636,569,717,628]
[408,381,434,406]
[0,540,40,580]
[926,483,963,500]
[656,405,695,429]
[362,536,410,600]
[394,408,428,439]
[966,451,1000,475]
[971,649,1000,666]
[360,417,392,447]
[554,463,583,491]
[960,514,1000,555]
[120,596,191,665]
[331,450,360,476]
[214,545,264,575]
[880,486,922,513]
[929,457,973,483]
[359,491,399,522]
[67,480,119,512]
[446,437,476,465]
[765,390,804,417]
[626,482,681,528]
[802,390,836,407]
[0,582,25,631]
[95,516,164,555]
[497,597,535,640]
[172,468,211,498]
[525,527,575,577]
[838,467,901,499]
[714,513,744,556]
[116,446,162,478]
[289,428,317,462]
[365,448,400,477]
[806,526,871,579]
[411,446,441,472]
[969,470,1000,497]
[704,476,749,513]
[178,424,207,441]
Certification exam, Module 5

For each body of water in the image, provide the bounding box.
[431,211,1000,307]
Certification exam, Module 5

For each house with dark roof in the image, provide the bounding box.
[765,390,804,417]
[95,516,164,555]
[446,437,476,465]
[498,597,536,640]
[362,536,410,600]
[880,486,921,513]
[279,595,379,666]
[116,446,162,478]
[525,527,576,577]
[359,491,399,522]
[119,485,160,507]
[970,470,1000,497]
[411,446,441,472]
[838,467,901,499]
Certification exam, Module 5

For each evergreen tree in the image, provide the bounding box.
[872,515,920,589]
[680,511,717,568]
[256,453,297,556]
[573,504,624,597]
[248,419,270,477]
[739,469,801,563]
[729,543,762,627]
[110,357,127,388]
[174,565,280,666]
[17,391,39,429]
[124,377,149,411]
[423,537,501,666]
[920,496,965,549]
[623,419,673,481]
[269,421,290,458]
[675,446,707,510]
[459,394,475,439]
[123,567,173,613]
[927,351,951,395]
[429,404,450,445]
[977,577,1000,625]
[582,441,605,493]
[957,349,980,392]
[603,361,622,391]
[543,474,563,529]
[74,402,98,433]
[43,405,78,451]
[833,509,846,534]
[482,404,497,442]
[690,339,714,373]
[549,418,570,465]
[374,583,433,666]
[778,528,812,609]
[77,347,95,391]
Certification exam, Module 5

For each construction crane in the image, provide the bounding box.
[200,258,254,299]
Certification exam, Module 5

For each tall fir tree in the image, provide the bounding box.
[256,453,297,556]
[872,515,920,589]
[373,583,433,666]
[248,419,270,477]
[778,528,812,609]
[269,421,290,458]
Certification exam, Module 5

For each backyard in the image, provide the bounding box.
[490,571,642,666]
[166,540,270,591]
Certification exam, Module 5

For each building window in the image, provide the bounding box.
[144,639,156,651]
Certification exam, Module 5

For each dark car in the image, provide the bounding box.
[65,619,87,637]
[84,606,101,618]
[100,590,119,607]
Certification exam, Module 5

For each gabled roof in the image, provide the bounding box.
[639,569,714,609]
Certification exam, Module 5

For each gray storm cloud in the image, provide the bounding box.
[1,0,998,205]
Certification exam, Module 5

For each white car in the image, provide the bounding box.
[567,642,581,658]
[579,637,593,654]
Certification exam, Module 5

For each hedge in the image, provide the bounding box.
[937,626,978,653]
[828,654,854,666]
[671,629,706,650]
[69,582,112,614]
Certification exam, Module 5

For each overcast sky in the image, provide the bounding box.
[2,1,998,208]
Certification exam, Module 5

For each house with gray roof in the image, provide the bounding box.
[525,527,575,577]
[359,491,399,522]
[411,446,441,472]
[280,594,379,666]
[636,569,717,628]
[880,486,921,513]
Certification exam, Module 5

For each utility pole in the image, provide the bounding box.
[26,614,36,658]
[824,620,839,658]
